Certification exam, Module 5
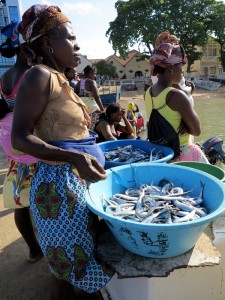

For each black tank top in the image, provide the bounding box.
[94,120,119,143]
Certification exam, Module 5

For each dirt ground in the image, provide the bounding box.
[0,150,51,299]
[0,86,224,299]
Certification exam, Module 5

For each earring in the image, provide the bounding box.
[48,47,53,54]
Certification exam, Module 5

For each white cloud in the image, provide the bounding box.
[79,37,114,59]
[61,2,98,16]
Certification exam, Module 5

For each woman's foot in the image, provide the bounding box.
[26,250,43,263]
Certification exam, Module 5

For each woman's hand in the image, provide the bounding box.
[70,152,107,183]
[121,107,126,118]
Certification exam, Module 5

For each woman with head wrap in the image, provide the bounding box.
[145,31,208,162]
[75,65,104,130]
[12,5,113,299]
[94,103,135,143]
[0,20,42,263]
[126,102,139,138]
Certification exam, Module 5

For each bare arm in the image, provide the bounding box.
[85,79,104,111]
[116,108,134,135]
[12,66,106,182]
[166,89,201,136]
[74,80,80,95]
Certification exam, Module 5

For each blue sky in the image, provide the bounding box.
[20,0,225,60]
[20,0,118,59]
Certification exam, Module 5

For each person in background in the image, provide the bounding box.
[173,71,195,143]
[144,77,153,92]
[12,5,113,299]
[64,66,79,90]
[126,102,139,138]
[173,71,195,106]
[75,65,104,130]
[94,103,135,143]
[145,31,208,162]
[0,20,42,263]
[136,112,145,135]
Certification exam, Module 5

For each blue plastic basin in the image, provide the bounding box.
[86,163,225,258]
[98,139,174,169]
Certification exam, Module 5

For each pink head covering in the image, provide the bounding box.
[149,31,187,75]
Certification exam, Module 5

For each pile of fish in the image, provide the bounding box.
[103,145,164,163]
[102,179,208,224]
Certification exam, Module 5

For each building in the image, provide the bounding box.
[0,0,22,76]
[91,40,223,81]
[185,37,223,79]
[76,55,93,75]
[91,50,151,80]
[105,50,150,80]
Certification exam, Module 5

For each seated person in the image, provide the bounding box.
[136,112,145,134]
[94,103,135,143]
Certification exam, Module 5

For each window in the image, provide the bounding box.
[8,6,19,21]
[0,10,4,26]
[209,48,217,56]
[210,66,216,74]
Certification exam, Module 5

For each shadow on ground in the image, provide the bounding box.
[0,236,51,300]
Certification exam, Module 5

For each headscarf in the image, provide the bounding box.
[127,102,135,112]
[149,31,187,75]
[18,5,70,44]
[0,19,24,49]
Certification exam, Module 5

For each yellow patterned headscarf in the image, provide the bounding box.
[18,5,70,43]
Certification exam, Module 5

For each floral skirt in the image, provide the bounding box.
[173,142,209,163]
[3,160,37,208]
[29,162,113,293]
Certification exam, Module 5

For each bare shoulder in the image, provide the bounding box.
[21,65,51,93]
[86,78,96,87]
[167,88,191,110]
[96,119,109,129]
[1,68,14,90]
[24,65,50,82]
[168,88,187,99]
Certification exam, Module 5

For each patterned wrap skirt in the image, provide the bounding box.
[3,160,37,208]
[173,142,209,163]
[29,162,113,293]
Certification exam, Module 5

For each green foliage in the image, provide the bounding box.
[106,0,224,73]
[94,60,118,78]
[208,1,225,71]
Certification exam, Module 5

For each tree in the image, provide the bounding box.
[94,60,118,78]
[208,1,225,71]
[106,0,220,73]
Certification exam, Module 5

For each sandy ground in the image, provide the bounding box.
[0,152,51,299]
[1,86,225,299]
